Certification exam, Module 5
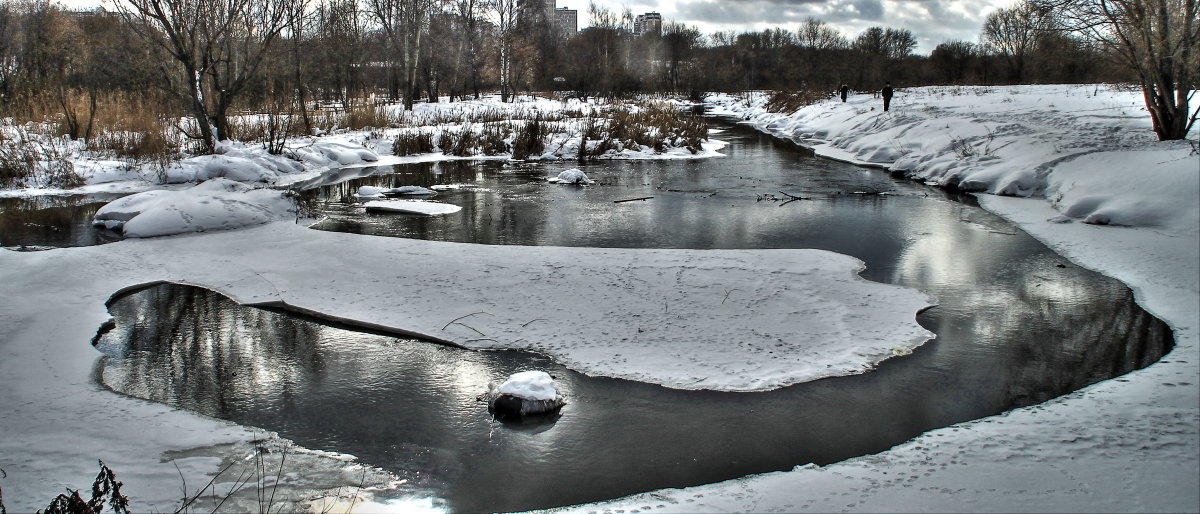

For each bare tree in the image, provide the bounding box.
[930,40,979,83]
[981,1,1052,82]
[796,17,848,51]
[1036,0,1197,140]
[313,0,365,108]
[368,0,440,110]
[490,0,521,102]
[117,0,306,153]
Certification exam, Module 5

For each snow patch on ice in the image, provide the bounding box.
[362,200,461,215]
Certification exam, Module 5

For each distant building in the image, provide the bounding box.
[553,7,578,38]
[526,0,577,39]
[633,12,662,36]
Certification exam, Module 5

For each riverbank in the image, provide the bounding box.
[552,85,1199,511]
[0,86,1195,512]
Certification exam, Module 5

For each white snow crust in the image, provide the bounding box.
[496,371,561,401]
[362,199,462,215]
[92,178,297,237]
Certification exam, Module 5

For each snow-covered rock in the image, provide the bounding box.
[549,168,593,184]
[92,178,296,237]
[489,370,566,416]
[496,370,560,401]
[355,185,388,198]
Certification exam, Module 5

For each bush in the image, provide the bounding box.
[764,89,827,113]
[392,130,434,155]
[511,118,546,160]
[0,127,84,188]
[344,103,401,130]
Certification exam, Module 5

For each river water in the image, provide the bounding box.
[89,123,1171,512]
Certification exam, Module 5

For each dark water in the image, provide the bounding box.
[0,194,125,248]
[93,124,1174,512]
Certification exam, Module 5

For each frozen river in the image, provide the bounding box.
[89,123,1173,512]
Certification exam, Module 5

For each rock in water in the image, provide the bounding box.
[488,370,566,416]
[549,168,592,185]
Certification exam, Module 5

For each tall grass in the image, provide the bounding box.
[0,126,84,188]
[764,89,829,113]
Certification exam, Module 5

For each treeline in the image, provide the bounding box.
[0,0,1147,151]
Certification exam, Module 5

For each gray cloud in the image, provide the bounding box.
[675,0,886,26]
[622,0,1003,53]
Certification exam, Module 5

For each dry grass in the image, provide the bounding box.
[344,103,403,130]
[579,101,708,159]
[764,89,828,113]
[392,130,435,155]
[0,126,84,188]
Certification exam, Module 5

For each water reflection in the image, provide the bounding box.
[0,194,125,248]
[93,124,1174,512]
[96,277,1169,513]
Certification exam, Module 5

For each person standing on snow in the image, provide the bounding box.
[882,82,894,111]
[839,84,849,102]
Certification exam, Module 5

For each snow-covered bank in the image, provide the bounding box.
[0,223,932,510]
[546,86,1199,512]
[3,95,726,239]
[707,85,1197,231]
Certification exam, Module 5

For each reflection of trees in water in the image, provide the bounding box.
[94,281,1173,513]
[100,285,326,419]
[892,203,1173,415]
[0,196,118,247]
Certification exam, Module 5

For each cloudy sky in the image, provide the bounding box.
[575,0,1019,54]
[64,0,1016,55]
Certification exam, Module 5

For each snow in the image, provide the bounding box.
[545,85,1199,512]
[91,178,298,237]
[362,199,462,215]
[496,371,561,401]
[1,86,1197,512]
[0,223,932,510]
[356,185,436,198]
[385,185,436,196]
[547,168,593,184]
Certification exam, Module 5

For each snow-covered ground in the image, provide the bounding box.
[0,86,1196,512]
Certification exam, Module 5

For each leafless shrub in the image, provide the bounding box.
[764,89,828,113]
[438,125,480,156]
[344,103,401,130]
[511,117,547,159]
[0,127,84,188]
[38,460,129,514]
[84,94,181,168]
[392,130,435,155]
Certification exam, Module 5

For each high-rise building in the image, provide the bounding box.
[527,0,577,38]
[633,12,662,36]
[554,7,578,38]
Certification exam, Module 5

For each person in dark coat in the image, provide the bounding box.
[839,84,849,102]
[882,82,894,111]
